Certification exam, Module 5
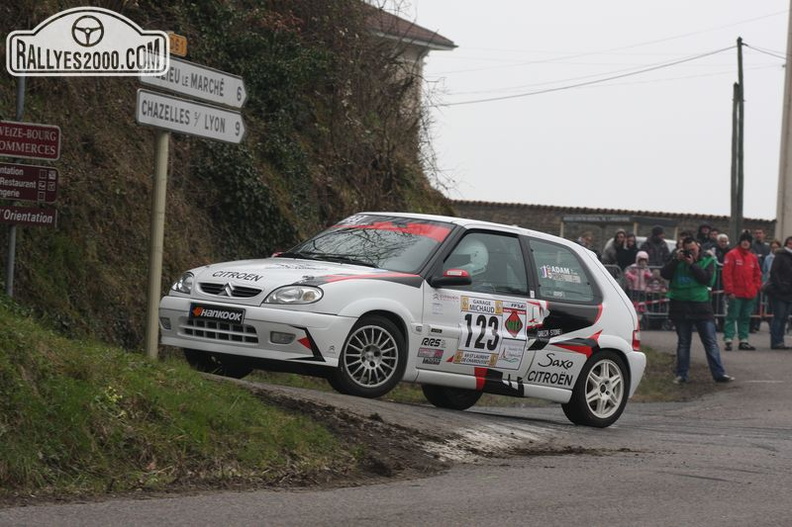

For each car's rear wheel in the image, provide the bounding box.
[562,350,628,428]
[329,315,406,398]
[421,384,483,410]
[183,349,253,379]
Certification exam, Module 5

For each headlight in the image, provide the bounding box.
[264,286,323,304]
[171,272,194,294]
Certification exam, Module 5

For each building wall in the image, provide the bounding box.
[451,200,777,248]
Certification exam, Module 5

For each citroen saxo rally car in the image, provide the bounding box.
[159,212,646,427]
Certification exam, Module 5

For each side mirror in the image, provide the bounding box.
[429,268,472,288]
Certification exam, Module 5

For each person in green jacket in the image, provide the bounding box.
[660,236,734,384]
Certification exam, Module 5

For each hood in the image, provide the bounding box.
[186,257,422,302]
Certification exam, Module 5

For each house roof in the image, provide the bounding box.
[365,6,456,51]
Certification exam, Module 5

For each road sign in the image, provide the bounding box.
[0,162,58,203]
[135,89,246,144]
[139,57,247,109]
[168,32,188,57]
[0,205,57,227]
[0,121,61,161]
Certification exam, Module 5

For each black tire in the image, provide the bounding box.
[421,384,483,411]
[562,350,629,428]
[329,315,406,398]
[183,349,253,379]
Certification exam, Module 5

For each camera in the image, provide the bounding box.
[680,249,692,258]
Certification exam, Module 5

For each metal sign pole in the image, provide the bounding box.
[145,130,169,359]
[5,75,26,297]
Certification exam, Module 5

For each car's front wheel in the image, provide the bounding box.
[329,315,406,398]
[183,349,253,379]
[421,384,483,410]
[562,350,628,428]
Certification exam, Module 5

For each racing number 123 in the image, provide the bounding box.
[464,313,500,351]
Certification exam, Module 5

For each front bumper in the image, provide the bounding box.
[158,295,356,365]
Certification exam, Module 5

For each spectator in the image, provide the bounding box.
[722,231,762,351]
[710,233,731,330]
[712,233,730,264]
[645,268,668,295]
[751,228,771,266]
[660,237,733,384]
[640,225,671,267]
[750,228,771,332]
[670,230,694,261]
[762,239,782,284]
[765,236,792,349]
[704,227,720,252]
[696,223,712,247]
[625,251,652,301]
[576,231,602,260]
[618,232,639,271]
[601,229,626,267]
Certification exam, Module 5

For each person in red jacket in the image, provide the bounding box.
[722,231,763,350]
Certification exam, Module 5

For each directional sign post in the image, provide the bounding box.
[0,120,61,161]
[0,162,58,203]
[140,57,247,109]
[135,89,246,144]
[137,57,248,359]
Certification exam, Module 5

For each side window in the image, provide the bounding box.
[443,232,528,295]
[529,239,595,302]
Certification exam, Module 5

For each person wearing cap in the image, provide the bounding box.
[639,225,671,267]
[661,236,734,384]
[722,231,762,350]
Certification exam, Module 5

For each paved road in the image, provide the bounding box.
[2,327,791,526]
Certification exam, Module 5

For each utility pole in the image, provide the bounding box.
[776,5,792,240]
[730,37,745,244]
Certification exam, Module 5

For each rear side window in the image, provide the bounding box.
[528,239,595,302]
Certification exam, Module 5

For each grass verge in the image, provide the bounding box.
[0,298,353,501]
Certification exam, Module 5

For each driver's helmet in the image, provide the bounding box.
[454,237,489,276]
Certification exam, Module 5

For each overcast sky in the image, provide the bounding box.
[402,1,789,220]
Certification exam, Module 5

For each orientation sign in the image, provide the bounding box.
[135,89,246,144]
[0,120,61,161]
[0,162,58,203]
[0,205,57,227]
[139,57,247,109]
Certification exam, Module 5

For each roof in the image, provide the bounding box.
[364,6,456,51]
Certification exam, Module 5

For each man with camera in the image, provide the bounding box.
[661,236,734,384]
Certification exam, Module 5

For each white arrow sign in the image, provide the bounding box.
[135,89,246,144]
[139,57,247,109]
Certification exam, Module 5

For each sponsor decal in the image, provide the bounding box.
[189,304,244,324]
[421,357,442,365]
[7,7,168,76]
[453,350,497,367]
[526,350,586,388]
[418,347,444,359]
[420,337,447,348]
[540,265,582,284]
[495,339,524,370]
[526,369,574,387]
[458,297,528,367]
[211,270,263,281]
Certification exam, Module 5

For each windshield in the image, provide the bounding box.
[284,214,453,273]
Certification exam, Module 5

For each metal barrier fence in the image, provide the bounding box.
[604,263,778,332]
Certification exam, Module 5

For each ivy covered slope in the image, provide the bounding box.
[0,0,453,349]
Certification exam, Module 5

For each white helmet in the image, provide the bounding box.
[454,237,489,277]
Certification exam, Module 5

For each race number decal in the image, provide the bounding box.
[456,296,528,370]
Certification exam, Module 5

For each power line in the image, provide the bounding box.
[744,43,788,61]
[435,46,736,107]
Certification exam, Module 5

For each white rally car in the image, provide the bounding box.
[159,212,646,427]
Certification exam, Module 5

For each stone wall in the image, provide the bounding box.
[451,200,776,248]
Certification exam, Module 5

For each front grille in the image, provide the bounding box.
[199,282,262,298]
[183,319,258,344]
